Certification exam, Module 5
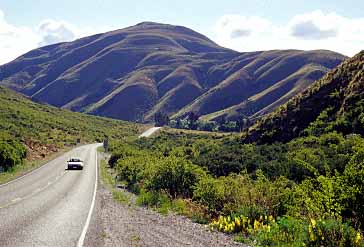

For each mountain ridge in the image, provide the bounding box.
[243,50,364,144]
[0,22,346,122]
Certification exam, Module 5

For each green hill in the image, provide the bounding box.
[0,86,140,173]
[243,50,364,143]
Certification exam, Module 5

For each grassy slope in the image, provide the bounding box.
[243,50,364,144]
[0,86,142,146]
[174,50,345,121]
[0,86,142,182]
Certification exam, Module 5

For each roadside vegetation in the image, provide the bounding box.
[108,126,364,246]
[99,157,132,205]
[155,111,250,133]
[0,86,140,181]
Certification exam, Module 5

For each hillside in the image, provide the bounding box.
[243,50,364,144]
[0,22,345,122]
[0,86,140,161]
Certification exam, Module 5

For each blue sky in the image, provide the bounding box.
[0,0,364,64]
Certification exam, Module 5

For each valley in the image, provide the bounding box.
[0,10,363,247]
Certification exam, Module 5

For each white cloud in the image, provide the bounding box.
[215,14,272,40]
[37,19,78,46]
[289,11,339,40]
[0,9,40,65]
[291,20,337,40]
[0,9,109,65]
[213,10,364,56]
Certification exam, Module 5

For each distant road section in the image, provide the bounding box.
[139,127,161,138]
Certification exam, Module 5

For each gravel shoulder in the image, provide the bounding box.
[84,154,246,247]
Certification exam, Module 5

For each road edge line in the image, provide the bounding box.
[0,146,77,188]
[77,144,99,247]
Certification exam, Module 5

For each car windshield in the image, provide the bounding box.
[70,158,81,162]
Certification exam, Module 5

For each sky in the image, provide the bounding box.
[0,0,364,64]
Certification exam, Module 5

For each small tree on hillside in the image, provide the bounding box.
[187,112,200,130]
[155,112,170,127]
[236,117,251,132]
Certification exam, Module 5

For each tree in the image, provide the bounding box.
[236,117,251,132]
[187,112,200,130]
[154,112,170,127]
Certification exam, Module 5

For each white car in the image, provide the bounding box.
[67,158,84,170]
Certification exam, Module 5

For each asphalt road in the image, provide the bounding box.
[0,143,101,247]
[138,127,161,138]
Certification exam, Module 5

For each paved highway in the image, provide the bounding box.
[0,143,101,247]
[138,127,161,138]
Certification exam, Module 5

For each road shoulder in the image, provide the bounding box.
[85,152,245,247]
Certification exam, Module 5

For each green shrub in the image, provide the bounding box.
[115,154,151,186]
[108,130,364,245]
[255,217,308,246]
[309,218,362,247]
[146,155,206,198]
[194,172,293,216]
[193,176,225,212]
[255,217,363,247]
[136,189,171,209]
[341,148,364,228]
[109,145,140,168]
[0,140,26,171]
[288,176,344,219]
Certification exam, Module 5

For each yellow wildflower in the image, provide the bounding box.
[310,232,315,242]
[235,218,241,227]
[254,220,260,230]
[310,218,316,228]
[355,232,361,243]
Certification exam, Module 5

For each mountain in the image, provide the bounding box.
[0,22,346,122]
[243,50,364,144]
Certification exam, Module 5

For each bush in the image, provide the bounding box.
[108,130,364,246]
[115,153,154,187]
[136,189,173,214]
[0,140,26,171]
[109,144,140,168]
[136,189,171,208]
[288,176,344,219]
[308,218,363,247]
[255,217,364,247]
[146,155,206,198]
[254,217,308,246]
[193,176,225,212]
[194,172,293,216]
[341,148,364,228]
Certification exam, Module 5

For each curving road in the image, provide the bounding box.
[138,127,161,138]
[0,143,101,247]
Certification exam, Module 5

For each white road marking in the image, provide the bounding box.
[11,197,21,203]
[77,145,99,247]
[0,171,67,209]
[0,147,75,188]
